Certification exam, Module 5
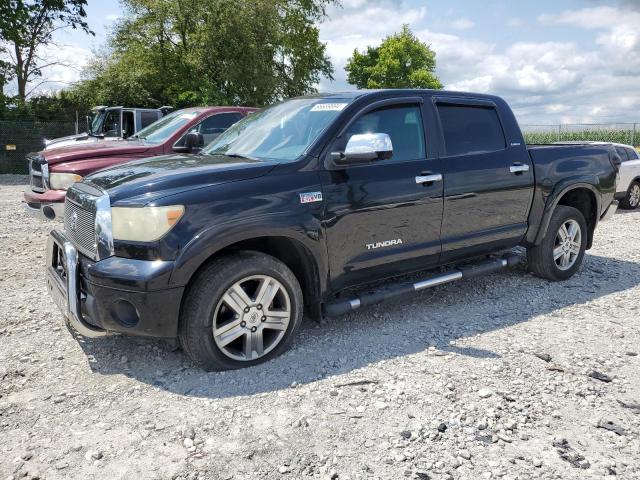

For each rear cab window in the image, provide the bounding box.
[625,147,639,160]
[615,147,630,162]
[436,104,506,156]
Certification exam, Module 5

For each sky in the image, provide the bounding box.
[10,0,640,125]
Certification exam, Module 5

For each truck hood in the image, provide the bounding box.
[85,153,277,205]
[46,132,90,146]
[43,139,151,165]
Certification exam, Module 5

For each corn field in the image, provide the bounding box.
[521,123,639,148]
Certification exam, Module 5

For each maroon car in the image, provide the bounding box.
[24,106,257,220]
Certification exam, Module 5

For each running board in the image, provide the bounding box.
[323,254,521,317]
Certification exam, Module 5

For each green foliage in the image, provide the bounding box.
[0,0,93,102]
[345,25,443,90]
[69,0,336,108]
[524,128,640,147]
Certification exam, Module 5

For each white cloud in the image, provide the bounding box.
[538,6,638,29]
[318,2,640,124]
[319,3,427,90]
[451,18,474,30]
[2,43,93,97]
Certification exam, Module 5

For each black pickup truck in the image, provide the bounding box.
[45,90,620,370]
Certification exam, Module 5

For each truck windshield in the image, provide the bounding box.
[132,110,199,144]
[203,98,351,162]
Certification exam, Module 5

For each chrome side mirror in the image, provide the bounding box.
[333,133,393,165]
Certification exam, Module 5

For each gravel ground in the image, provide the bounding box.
[1,174,639,480]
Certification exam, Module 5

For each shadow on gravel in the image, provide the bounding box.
[0,174,28,186]
[76,252,640,399]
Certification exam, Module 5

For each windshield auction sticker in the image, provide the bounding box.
[310,103,348,112]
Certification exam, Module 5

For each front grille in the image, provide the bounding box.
[64,197,97,257]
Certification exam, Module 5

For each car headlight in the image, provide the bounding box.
[111,205,185,242]
[49,173,83,190]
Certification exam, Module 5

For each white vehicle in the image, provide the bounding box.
[553,141,640,210]
[612,143,640,210]
[43,106,172,150]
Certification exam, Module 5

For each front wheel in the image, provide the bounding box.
[527,205,588,281]
[620,181,640,210]
[179,251,303,371]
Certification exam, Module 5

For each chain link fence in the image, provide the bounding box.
[521,123,639,147]
[0,120,77,174]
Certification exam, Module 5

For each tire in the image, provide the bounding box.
[620,181,640,210]
[527,205,588,281]
[179,251,303,371]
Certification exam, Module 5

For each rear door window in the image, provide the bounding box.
[437,104,506,156]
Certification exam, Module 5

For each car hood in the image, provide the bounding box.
[43,139,151,165]
[45,133,90,146]
[85,153,277,205]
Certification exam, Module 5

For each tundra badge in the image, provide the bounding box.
[366,239,403,250]
[299,192,323,204]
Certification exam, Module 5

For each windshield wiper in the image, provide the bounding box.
[217,152,259,161]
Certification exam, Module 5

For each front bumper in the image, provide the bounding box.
[46,229,184,338]
[25,201,65,221]
[24,188,66,221]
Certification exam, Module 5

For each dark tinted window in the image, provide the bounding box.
[437,104,506,156]
[122,111,135,138]
[199,113,243,134]
[344,105,425,162]
[140,111,160,129]
[180,113,245,146]
[626,147,639,160]
[615,147,629,161]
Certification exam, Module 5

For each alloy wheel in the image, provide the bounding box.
[212,275,291,361]
[553,219,582,271]
[629,184,640,208]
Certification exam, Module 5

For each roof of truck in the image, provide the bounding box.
[311,89,504,102]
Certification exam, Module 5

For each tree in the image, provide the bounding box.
[345,25,443,90]
[68,0,335,108]
[0,0,93,103]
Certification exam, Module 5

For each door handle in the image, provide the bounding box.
[415,173,443,184]
[510,164,530,174]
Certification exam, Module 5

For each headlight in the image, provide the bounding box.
[112,205,185,242]
[49,173,83,190]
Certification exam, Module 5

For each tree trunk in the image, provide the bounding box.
[13,42,27,104]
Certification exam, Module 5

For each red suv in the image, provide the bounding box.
[24,106,257,220]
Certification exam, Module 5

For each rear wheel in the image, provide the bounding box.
[620,181,640,210]
[179,251,303,371]
[527,205,587,281]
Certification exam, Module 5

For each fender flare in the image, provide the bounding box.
[533,181,601,246]
[169,213,328,296]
